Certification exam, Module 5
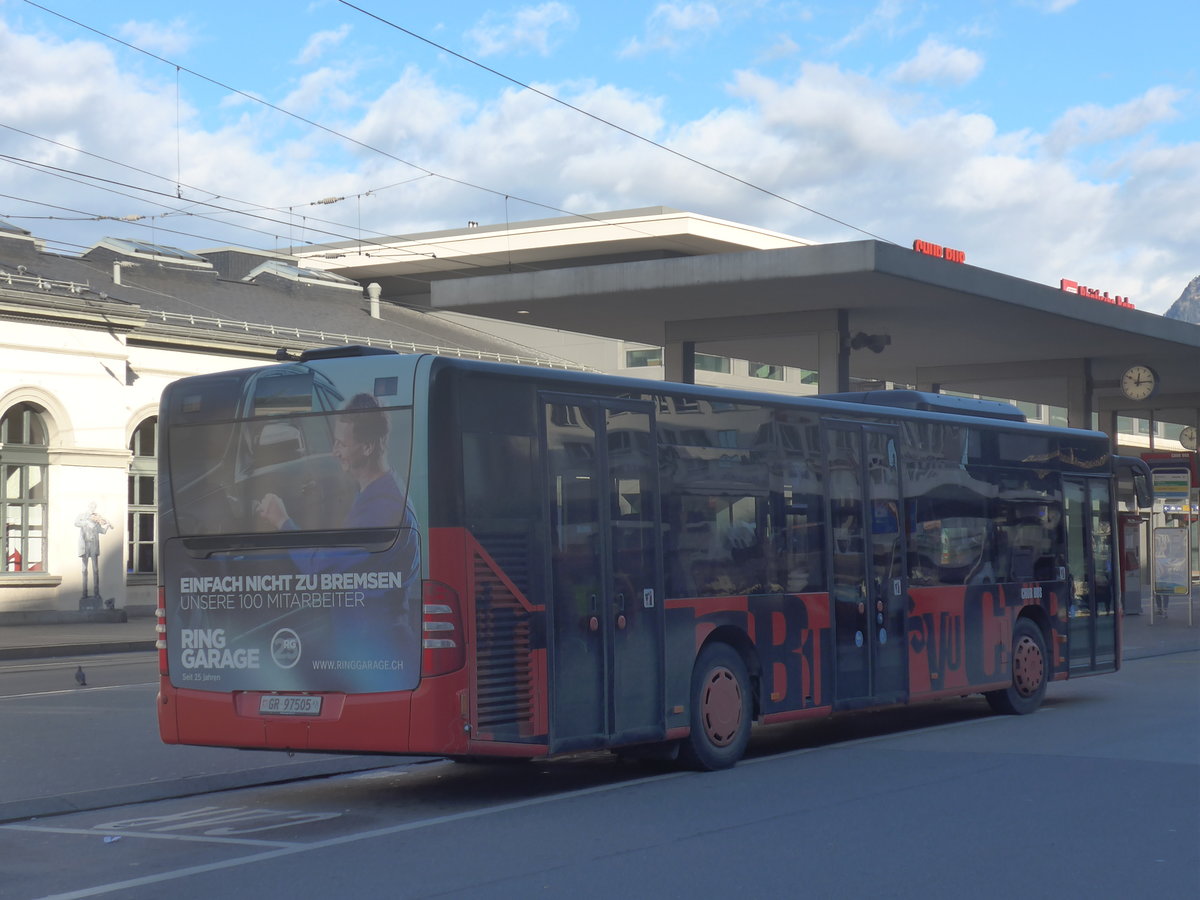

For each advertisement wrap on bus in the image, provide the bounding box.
[156,347,1152,769]
[160,352,422,703]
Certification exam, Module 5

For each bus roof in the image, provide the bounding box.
[421,353,1107,442]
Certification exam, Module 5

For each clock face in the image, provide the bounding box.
[1181,426,1197,451]
[1121,365,1158,401]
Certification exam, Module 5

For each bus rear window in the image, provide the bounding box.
[167,401,414,537]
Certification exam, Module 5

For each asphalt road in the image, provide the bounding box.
[1,649,1196,900]
[0,653,401,823]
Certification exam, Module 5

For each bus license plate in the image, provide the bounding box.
[259,695,322,716]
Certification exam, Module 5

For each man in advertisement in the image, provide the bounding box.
[255,392,422,690]
[258,392,409,534]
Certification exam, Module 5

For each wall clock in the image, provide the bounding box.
[1120,365,1158,401]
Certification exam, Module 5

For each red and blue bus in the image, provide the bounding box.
[156,347,1150,769]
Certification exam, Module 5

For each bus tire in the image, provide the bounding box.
[679,642,752,771]
[985,618,1048,715]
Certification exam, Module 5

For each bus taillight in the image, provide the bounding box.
[156,586,168,676]
[421,580,465,676]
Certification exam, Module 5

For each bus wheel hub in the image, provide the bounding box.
[701,666,743,747]
[1012,635,1044,698]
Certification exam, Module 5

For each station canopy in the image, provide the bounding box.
[299,208,1200,431]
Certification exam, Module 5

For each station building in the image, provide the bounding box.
[0,217,579,616]
[2,208,1197,616]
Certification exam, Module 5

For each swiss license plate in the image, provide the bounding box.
[259,694,322,716]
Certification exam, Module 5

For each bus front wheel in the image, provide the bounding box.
[680,642,752,771]
[985,618,1048,715]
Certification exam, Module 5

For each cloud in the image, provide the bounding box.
[620,2,721,57]
[890,37,983,86]
[0,19,348,251]
[759,33,801,63]
[1045,85,1186,156]
[280,65,360,116]
[0,17,1195,313]
[354,67,477,145]
[466,3,578,57]
[116,18,194,56]
[296,25,352,65]
[1022,0,1079,12]
[831,0,913,52]
[635,64,1194,311]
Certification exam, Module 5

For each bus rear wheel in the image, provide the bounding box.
[679,642,752,771]
[985,618,1048,715]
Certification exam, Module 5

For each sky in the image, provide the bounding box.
[0,0,1196,312]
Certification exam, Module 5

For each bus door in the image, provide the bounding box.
[1063,476,1117,672]
[825,422,908,707]
[542,394,665,754]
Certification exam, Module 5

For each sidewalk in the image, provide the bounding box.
[1120,605,1200,659]
[0,605,1196,662]
[0,617,156,661]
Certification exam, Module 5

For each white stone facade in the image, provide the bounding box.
[0,319,256,613]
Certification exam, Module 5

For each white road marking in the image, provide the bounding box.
[7,823,299,849]
[7,769,692,900]
[0,654,155,674]
[0,682,156,701]
[7,704,1034,899]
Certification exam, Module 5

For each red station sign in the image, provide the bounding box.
[1060,278,1134,309]
[912,239,965,263]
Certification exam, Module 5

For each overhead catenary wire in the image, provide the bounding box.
[0,123,449,255]
[335,0,899,245]
[0,189,284,250]
[1,118,791,279]
[15,0,664,241]
[1,148,635,295]
[2,99,793,276]
[2,140,511,273]
[11,0,873,262]
[1,153,587,281]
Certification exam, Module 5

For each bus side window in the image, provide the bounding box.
[781,495,825,593]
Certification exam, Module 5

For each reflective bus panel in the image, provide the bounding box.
[156,351,1145,768]
[160,355,422,695]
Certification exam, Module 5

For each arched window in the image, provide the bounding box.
[2,403,49,573]
[127,417,158,577]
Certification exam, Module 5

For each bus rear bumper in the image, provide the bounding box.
[156,673,472,756]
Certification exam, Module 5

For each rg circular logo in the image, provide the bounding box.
[270,628,302,669]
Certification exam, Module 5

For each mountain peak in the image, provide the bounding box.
[1164,276,1200,322]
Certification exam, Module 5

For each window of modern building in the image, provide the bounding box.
[1013,400,1042,420]
[695,353,731,374]
[982,397,1043,422]
[963,394,1047,425]
[1162,422,1185,442]
[624,348,663,368]
[127,417,158,577]
[749,362,785,381]
[1137,418,1181,438]
[1117,416,1143,436]
[1,403,49,574]
[798,369,819,385]
[1110,418,1186,441]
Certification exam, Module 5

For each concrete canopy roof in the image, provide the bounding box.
[431,238,1200,426]
[294,207,810,304]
